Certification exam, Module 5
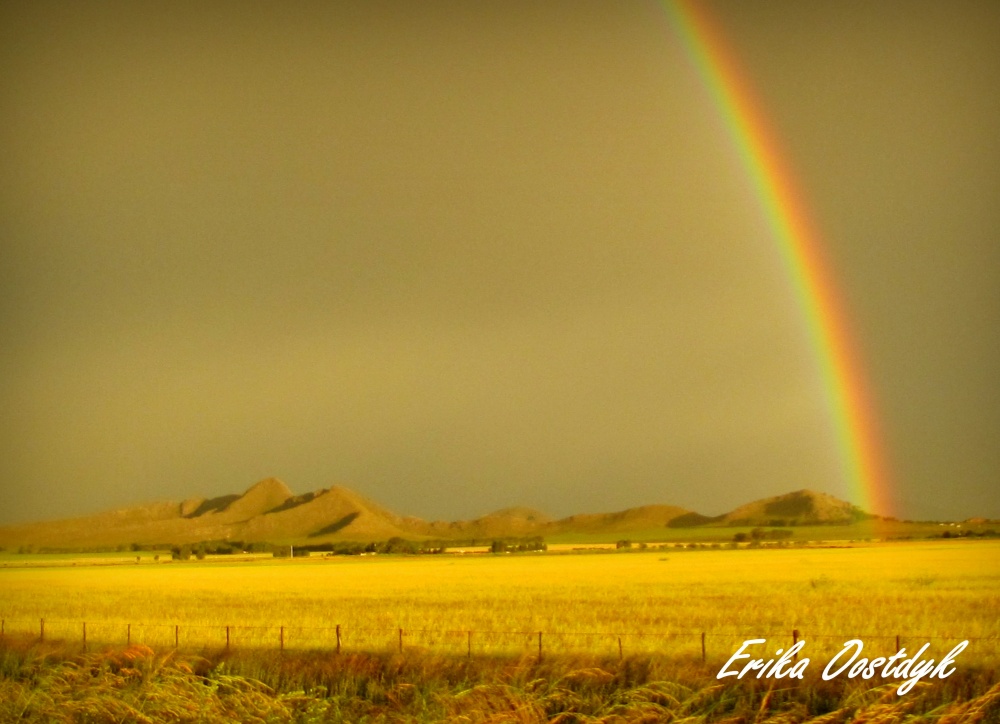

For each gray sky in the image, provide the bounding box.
[1,0,997,526]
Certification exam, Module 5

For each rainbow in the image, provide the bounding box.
[661,1,894,516]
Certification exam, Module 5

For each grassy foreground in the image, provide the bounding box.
[1,540,997,721]
[1,640,999,723]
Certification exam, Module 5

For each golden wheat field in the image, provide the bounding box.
[2,540,999,722]
[1,540,997,662]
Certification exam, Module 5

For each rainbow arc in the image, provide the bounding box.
[663,1,894,516]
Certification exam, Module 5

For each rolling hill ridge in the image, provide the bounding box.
[0,481,875,549]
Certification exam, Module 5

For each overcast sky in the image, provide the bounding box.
[1,0,997,526]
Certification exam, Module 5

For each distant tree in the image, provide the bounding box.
[330,542,366,555]
[383,537,418,554]
[171,545,191,561]
[616,540,632,550]
[514,537,546,552]
[488,537,545,554]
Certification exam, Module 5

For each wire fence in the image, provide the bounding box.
[1,617,996,663]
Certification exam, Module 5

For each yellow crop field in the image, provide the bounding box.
[2,540,999,722]
[2,540,997,663]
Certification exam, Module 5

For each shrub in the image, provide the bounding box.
[171,545,191,561]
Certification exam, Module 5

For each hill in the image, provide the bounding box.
[421,506,554,539]
[216,478,294,521]
[720,489,872,526]
[549,504,691,536]
[0,480,878,550]
[244,485,415,542]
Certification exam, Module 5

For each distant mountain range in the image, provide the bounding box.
[0,480,876,549]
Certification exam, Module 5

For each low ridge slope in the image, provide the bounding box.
[551,504,690,535]
[0,501,184,548]
[444,507,553,539]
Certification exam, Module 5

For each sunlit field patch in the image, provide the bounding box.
[1,540,997,663]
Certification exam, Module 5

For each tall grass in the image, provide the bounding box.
[1,639,998,723]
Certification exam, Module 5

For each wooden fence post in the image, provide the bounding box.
[15,620,906,660]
